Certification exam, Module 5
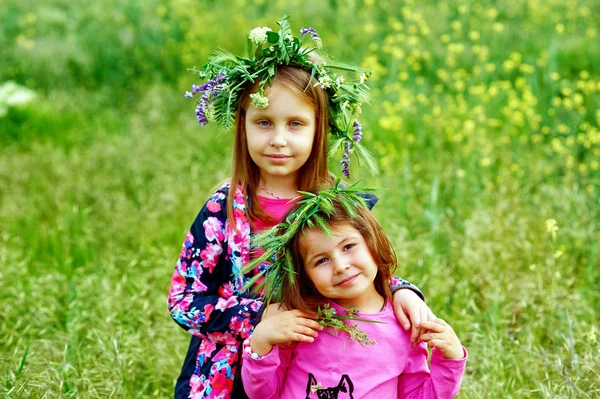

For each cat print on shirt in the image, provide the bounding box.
[305,373,354,399]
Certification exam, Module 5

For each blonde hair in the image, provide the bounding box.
[282,200,397,313]
[228,65,331,226]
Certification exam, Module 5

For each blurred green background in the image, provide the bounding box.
[1,0,599,397]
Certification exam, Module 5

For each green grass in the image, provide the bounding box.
[1,0,599,397]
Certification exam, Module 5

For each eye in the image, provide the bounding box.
[258,120,271,127]
[315,257,329,266]
[289,121,302,127]
[343,243,356,251]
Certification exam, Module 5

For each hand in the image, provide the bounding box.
[261,302,287,321]
[392,289,436,345]
[251,309,322,356]
[417,318,464,360]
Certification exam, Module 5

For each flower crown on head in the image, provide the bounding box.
[186,15,377,177]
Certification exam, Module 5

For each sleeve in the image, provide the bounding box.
[167,188,263,340]
[241,341,295,399]
[390,276,425,301]
[359,192,379,209]
[398,345,467,398]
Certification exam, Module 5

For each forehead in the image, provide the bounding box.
[246,82,315,116]
[299,223,361,252]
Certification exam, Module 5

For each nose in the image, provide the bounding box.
[269,126,287,147]
[332,256,349,274]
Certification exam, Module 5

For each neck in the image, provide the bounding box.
[333,286,385,314]
[258,174,299,199]
[355,293,385,314]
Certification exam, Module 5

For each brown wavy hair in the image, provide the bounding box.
[282,200,397,313]
[227,65,331,226]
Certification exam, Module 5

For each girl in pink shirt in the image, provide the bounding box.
[242,192,467,398]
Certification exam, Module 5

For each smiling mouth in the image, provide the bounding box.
[335,274,359,287]
[265,154,291,162]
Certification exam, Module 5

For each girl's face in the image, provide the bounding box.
[245,82,316,186]
[300,223,381,311]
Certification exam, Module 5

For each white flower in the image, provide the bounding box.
[359,73,368,84]
[250,92,269,109]
[314,75,332,89]
[335,75,345,86]
[248,27,272,46]
[0,81,37,117]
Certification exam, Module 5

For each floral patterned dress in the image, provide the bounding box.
[169,183,262,399]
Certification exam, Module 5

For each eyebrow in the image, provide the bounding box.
[304,235,358,265]
[248,112,312,122]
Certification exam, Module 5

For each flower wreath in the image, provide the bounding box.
[185,15,377,178]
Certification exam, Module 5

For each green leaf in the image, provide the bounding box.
[247,37,254,59]
[353,143,380,175]
[267,31,279,44]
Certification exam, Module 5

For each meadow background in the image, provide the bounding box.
[1,0,599,397]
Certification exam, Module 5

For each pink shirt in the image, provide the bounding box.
[252,196,298,232]
[242,300,467,398]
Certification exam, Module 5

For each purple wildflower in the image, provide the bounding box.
[344,141,353,155]
[353,121,363,143]
[192,73,227,126]
[341,148,351,178]
[300,27,322,48]
[185,91,193,98]
[196,104,207,125]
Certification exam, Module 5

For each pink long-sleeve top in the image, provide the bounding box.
[242,300,467,399]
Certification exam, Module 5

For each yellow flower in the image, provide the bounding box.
[519,64,535,74]
[553,250,563,259]
[545,219,559,239]
[25,13,37,23]
[493,22,504,32]
[587,328,596,342]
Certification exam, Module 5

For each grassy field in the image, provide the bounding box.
[1,0,599,397]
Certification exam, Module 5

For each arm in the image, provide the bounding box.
[242,309,321,399]
[398,319,467,398]
[241,341,295,399]
[167,188,262,339]
[391,277,437,343]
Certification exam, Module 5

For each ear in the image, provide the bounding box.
[338,374,354,393]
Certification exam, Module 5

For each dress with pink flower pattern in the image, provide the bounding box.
[169,183,262,399]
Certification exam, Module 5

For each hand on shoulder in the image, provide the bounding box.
[416,318,464,360]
